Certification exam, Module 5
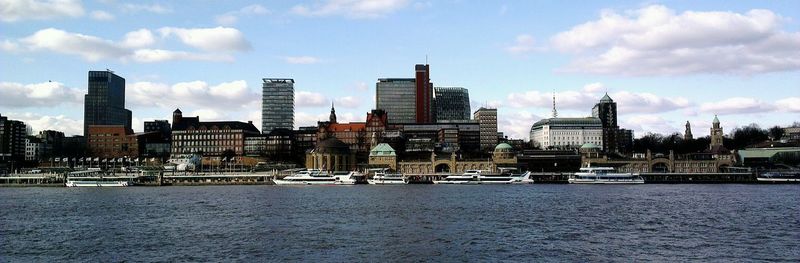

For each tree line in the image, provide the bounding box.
[633,123,797,154]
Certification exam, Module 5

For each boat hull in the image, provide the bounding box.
[367,179,407,185]
[65,181,130,187]
[757,178,800,183]
[273,180,355,185]
[568,179,644,184]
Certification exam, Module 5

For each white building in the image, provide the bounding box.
[25,137,41,161]
[530,117,604,149]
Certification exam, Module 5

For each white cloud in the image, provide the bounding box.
[158,27,251,52]
[613,91,690,114]
[699,97,775,115]
[90,10,114,20]
[6,27,246,63]
[506,85,691,114]
[215,4,270,26]
[295,91,328,107]
[189,109,225,120]
[121,3,171,14]
[335,96,362,108]
[505,34,538,55]
[507,90,596,110]
[0,81,84,107]
[5,112,82,136]
[295,112,329,127]
[291,0,409,19]
[127,80,257,111]
[775,97,800,112]
[551,5,800,75]
[582,82,605,93]
[498,110,542,140]
[0,0,84,22]
[621,114,679,137]
[283,56,320,64]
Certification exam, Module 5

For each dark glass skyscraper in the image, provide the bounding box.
[262,78,294,134]
[376,78,416,123]
[434,87,471,122]
[84,70,131,136]
[592,93,618,153]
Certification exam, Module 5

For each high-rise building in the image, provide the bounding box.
[84,70,132,136]
[415,64,433,123]
[262,78,294,134]
[592,93,618,153]
[434,87,471,122]
[0,114,27,163]
[474,107,498,152]
[376,78,416,123]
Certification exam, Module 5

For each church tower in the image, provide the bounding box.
[329,102,337,124]
[709,115,723,150]
[684,121,693,140]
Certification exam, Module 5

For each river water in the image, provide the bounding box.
[1,185,798,262]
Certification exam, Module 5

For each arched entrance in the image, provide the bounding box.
[652,162,669,173]
[435,163,450,173]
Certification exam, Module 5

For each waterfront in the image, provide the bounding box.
[1,185,799,262]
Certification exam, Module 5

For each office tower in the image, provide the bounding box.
[262,78,295,134]
[474,107,498,152]
[415,64,433,123]
[434,87,471,122]
[84,70,132,136]
[0,114,27,163]
[592,93,618,153]
[376,78,417,123]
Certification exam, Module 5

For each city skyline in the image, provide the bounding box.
[1,0,799,139]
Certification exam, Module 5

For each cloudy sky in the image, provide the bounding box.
[1,0,799,139]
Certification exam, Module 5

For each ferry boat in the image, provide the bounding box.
[757,171,800,183]
[568,166,644,184]
[432,169,533,184]
[273,169,358,185]
[367,168,407,185]
[65,170,132,187]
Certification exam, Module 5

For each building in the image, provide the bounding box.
[592,93,618,153]
[474,107,498,152]
[62,136,87,158]
[684,121,693,140]
[581,145,735,173]
[84,70,132,136]
[262,78,294,134]
[616,128,634,154]
[87,125,138,158]
[784,127,800,142]
[710,115,724,151]
[244,128,293,160]
[0,114,27,164]
[434,87,471,122]
[530,117,603,150]
[376,78,417,123]
[369,142,515,174]
[144,120,171,137]
[25,136,42,161]
[368,143,397,171]
[170,109,261,157]
[401,122,480,153]
[305,137,356,172]
[36,130,64,160]
[415,64,433,123]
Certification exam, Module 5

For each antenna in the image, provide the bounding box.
[552,90,558,118]
[425,54,428,65]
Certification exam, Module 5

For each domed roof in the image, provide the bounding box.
[314,137,350,154]
[580,143,600,149]
[494,143,513,151]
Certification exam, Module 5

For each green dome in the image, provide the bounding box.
[580,143,600,149]
[494,143,513,151]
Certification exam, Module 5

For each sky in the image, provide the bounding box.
[1,0,799,139]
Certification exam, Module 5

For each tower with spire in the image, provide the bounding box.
[329,102,337,124]
[684,121,693,140]
[592,93,619,153]
[709,115,723,150]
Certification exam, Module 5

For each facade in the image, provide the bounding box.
[84,70,132,136]
[592,93,618,153]
[262,78,294,134]
[370,143,515,174]
[244,128,293,160]
[87,125,138,158]
[144,120,171,137]
[434,87,471,122]
[368,143,397,171]
[474,107,498,152]
[36,130,65,160]
[530,117,603,150]
[171,109,261,157]
[401,122,480,153]
[616,128,634,154]
[415,64,433,123]
[784,127,800,142]
[0,114,27,163]
[581,146,735,173]
[25,137,42,161]
[376,78,416,123]
[305,137,356,171]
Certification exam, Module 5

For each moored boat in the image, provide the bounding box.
[433,169,533,184]
[65,170,132,187]
[568,166,644,184]
[757,171,800,183]
[273,169,359,185]
[367,168,407,185]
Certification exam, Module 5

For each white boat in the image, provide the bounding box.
[433,169,533,184]
[273,169,358,185]
[65,170,132,187]
[367,168,407,185]
[568,166,644,184]
[757,172,800,183]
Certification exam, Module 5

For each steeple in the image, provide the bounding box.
[552,91,558,118]
[329,102,337,123]
[684,121,693,140]
[600,92,613,103]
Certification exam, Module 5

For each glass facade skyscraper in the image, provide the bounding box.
[262,78,295,134]
[376,78,416,124]
[434,87,471,122]
[84,70,131,136]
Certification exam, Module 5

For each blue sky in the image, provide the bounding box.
[1,0,799,139]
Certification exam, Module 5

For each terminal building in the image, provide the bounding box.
[530,117,604,150]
